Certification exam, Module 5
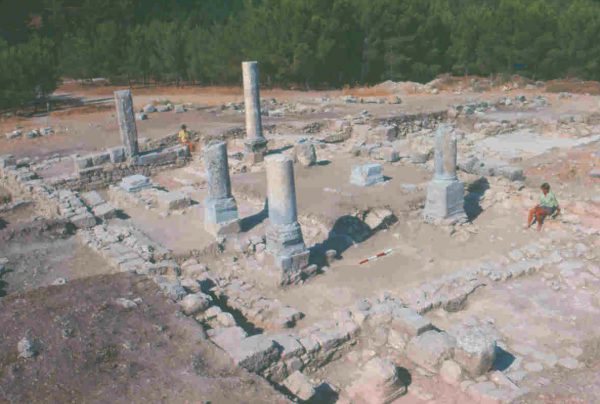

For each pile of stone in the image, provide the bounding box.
[56,189,97,229]
[459,155,524,182]
[211,278,304,330]
[5,127,54,140]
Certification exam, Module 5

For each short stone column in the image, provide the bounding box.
[114,90,139,158]
[242,61,268,163]
[204,141,240,235]
[265,154,309,284]
[423,125,467,224]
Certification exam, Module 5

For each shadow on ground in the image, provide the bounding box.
[465,177,490,221]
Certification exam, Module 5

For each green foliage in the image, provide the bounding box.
[0,35,59,109]
[4,0,600,109]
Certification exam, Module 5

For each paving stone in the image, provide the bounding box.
[283,371,316,401]
[406,330,456,373]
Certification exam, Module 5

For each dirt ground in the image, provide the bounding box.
[0,272,288,403]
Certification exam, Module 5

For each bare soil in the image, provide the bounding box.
[0,272,288,404]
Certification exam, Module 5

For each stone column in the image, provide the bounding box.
[204,141,240,235]
[423,125,467,224]
[242,61,268,163]
[265,154,309,283]
[114,90,139,158]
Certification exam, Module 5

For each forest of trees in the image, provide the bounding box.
[3,0,600,109]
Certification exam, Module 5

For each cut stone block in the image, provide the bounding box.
[423,179,467,224]
[225,334,280,373]
[81,191,105,207]
[107,146,126,163]
[93,203,117,220]
[91,152,110,166]
[156,191,191,211]
[350,163,384,187]
[134,150,177,166]
[283,371,316,401]
[452,325,497,377]
[0,154,16,168]
[406,330,456,373]
[391,307,434,337]
[204,197,238,224]
[74,156,93,170]
[120,174,151,192]
[70,213,96,229]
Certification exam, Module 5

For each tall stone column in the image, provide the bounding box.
[423,125,467,224]
[242,61,268,163]
[114,90,139,158]
[265,154,309,284]
[204,141,240,235]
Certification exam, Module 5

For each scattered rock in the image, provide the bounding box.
[18,337,37,358]
[440,359,463,385]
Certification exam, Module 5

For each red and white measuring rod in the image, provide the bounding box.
[358,248,394,265]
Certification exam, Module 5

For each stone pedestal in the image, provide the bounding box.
[244,137,269,164]
[265,154,309,284]
[242,61,268,163]
[114,90,139,158]
[350,163,384,187]
[203,141,240,235]
[423,125,467,224]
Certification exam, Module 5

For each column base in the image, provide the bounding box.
[244,138,268,163]
[266,221,315,285]
[423,179,468,225]
[204,218,241,236]
[204,196,239,225]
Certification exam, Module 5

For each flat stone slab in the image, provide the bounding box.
[70,213,97,229]
[120,174,151,192]
[283,371,316,401]
[350,163,384,187]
